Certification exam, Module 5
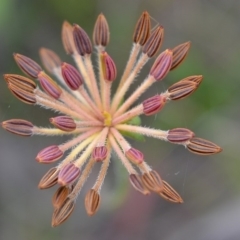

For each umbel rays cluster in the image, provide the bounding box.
[2,12,222,227]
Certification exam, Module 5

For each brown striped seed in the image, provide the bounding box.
[129,173,150,195]
[52,197,75,227]
[142,170,163,193]
[167,80,198,100]
[2,119,34,136]
[93,13,110,47]
[52,186,72,209]
[179,75,203,85]
[167,128,195,143]
[14,53,42,78]
[37,71,62,99]
[39,48,62,74]
[150,49,173,81]
[7,82,36,104]
[133,11,151,46]
[38,167,59,189]
[171,41,191,70]
[187,137,222,155]
[142,26,164,57]
[159,180,183,203]
[73,24,92,56]
[84,189,100,216]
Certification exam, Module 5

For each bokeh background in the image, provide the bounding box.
[0,0,239,239]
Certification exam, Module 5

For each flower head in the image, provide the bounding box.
[2,11,222,227]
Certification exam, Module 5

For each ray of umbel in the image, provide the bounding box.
[2,11,222,227]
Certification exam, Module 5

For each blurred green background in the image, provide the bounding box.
[0,0,239,239]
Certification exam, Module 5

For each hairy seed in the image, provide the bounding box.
[8,83,36,104]
[2,119,34,136]
[125,147,144,165]
[167,81,198,100]
[129,174,150,195]
[52,186,72,209]
[14,53,42,78]
[93,13,110,47]
[187,137,222,155]
[143,94,166,116]
[39,48,62,74]
[85,189,100,216]
[142,170,163,193]
[167,128,195,143]
[61,62,83,90]
[179,75,203,85]
[52,197,75,227]
[61,21,76,55]
[100,51,117,82]
[37,72,62,99]
[36,145,64,164]
[73,24,92,56]
[150,49,173,81]
[50,116,76,132]
[133,11,151,46]
[159,180,183,203]
[4,74,36,90]
[92,146,108,162]
[171,41,191,70]
[142,26,164,57]
[58,163,81,186]
[38,167,59,189]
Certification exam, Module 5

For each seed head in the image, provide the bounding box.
[2,11,222,227]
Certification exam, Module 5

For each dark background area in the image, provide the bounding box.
[0,0,239,239]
